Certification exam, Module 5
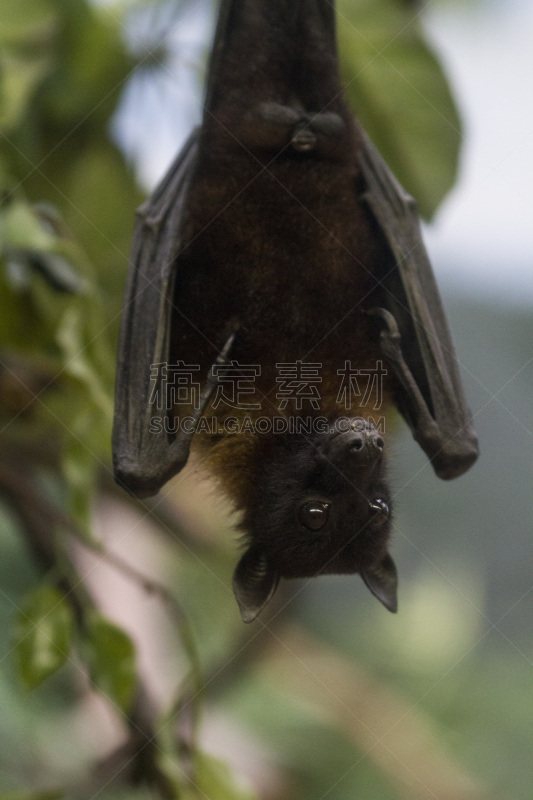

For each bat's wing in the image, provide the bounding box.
[112,131,206,497]
[358,129,479,479]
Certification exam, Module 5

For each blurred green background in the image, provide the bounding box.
[0,1,531,798]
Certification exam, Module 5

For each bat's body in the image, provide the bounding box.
[113,0,478,620]
[176,3,383,408]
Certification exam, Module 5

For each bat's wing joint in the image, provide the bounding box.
[368,307,477,479]
[113,326,240,498]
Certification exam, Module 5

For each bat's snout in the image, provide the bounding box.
[319,422,385,467]
[349,428,384,458]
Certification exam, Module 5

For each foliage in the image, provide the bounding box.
[15,583,75,690]
[338,0,462,219]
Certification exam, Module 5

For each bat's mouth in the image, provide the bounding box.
[315,534,389,577]
[291,126,316,152]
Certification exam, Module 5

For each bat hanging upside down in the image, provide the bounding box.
[113,0,479,621]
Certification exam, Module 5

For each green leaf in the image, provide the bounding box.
[0,199,90,285]
[179,752,257,800]
[0,52,54,132]
[0,792,63,800]
[0,0,56,47]
[0,191,114,529]
[196,752,258,800]
[0,200,56,253]
[42,1,132,128]
[61,439,97,536]
[155,749,259,800]
[55,306,113,419]
[29,252,86,294]
[14,584,74,690]
[0,0,57,132]
[337,0,462,218]
[84,613,137,713]
[53,304,114,530]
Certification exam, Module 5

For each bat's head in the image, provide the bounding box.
[233,419,397,622]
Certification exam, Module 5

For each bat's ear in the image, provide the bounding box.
[361,553,398,613]
[232,545,279,623]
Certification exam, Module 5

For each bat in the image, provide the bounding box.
[113,0,479,622]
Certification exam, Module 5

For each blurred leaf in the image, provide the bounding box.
[1,200,56,253]
[61,438,98,535]
[54,302,114,527]
[14,583,74,690]
[55,305,112,417]
[338,0,462,218]
[154,742,258,800]
[195,751,258,800]
[0,792,63,800]
[17,203,88,293]
[56,138,139,306]
[181,752,257,800]
[1,193,114,526]
[0,0,56,45]
[0,198,88,300]
[28,252,85,294]
[0,52,54,133]
[42,0,133,128]
[0,0,57,132]
[84,613,137,713]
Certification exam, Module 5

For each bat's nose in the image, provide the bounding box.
[347,427,385,464]
[318,421,385,467]
[349,429,384,456]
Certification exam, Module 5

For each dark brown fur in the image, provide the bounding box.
[113,0,477,620]
[171,1,395,507]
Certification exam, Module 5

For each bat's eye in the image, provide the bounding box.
[299,501,331,531]
[368,498,390,527]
